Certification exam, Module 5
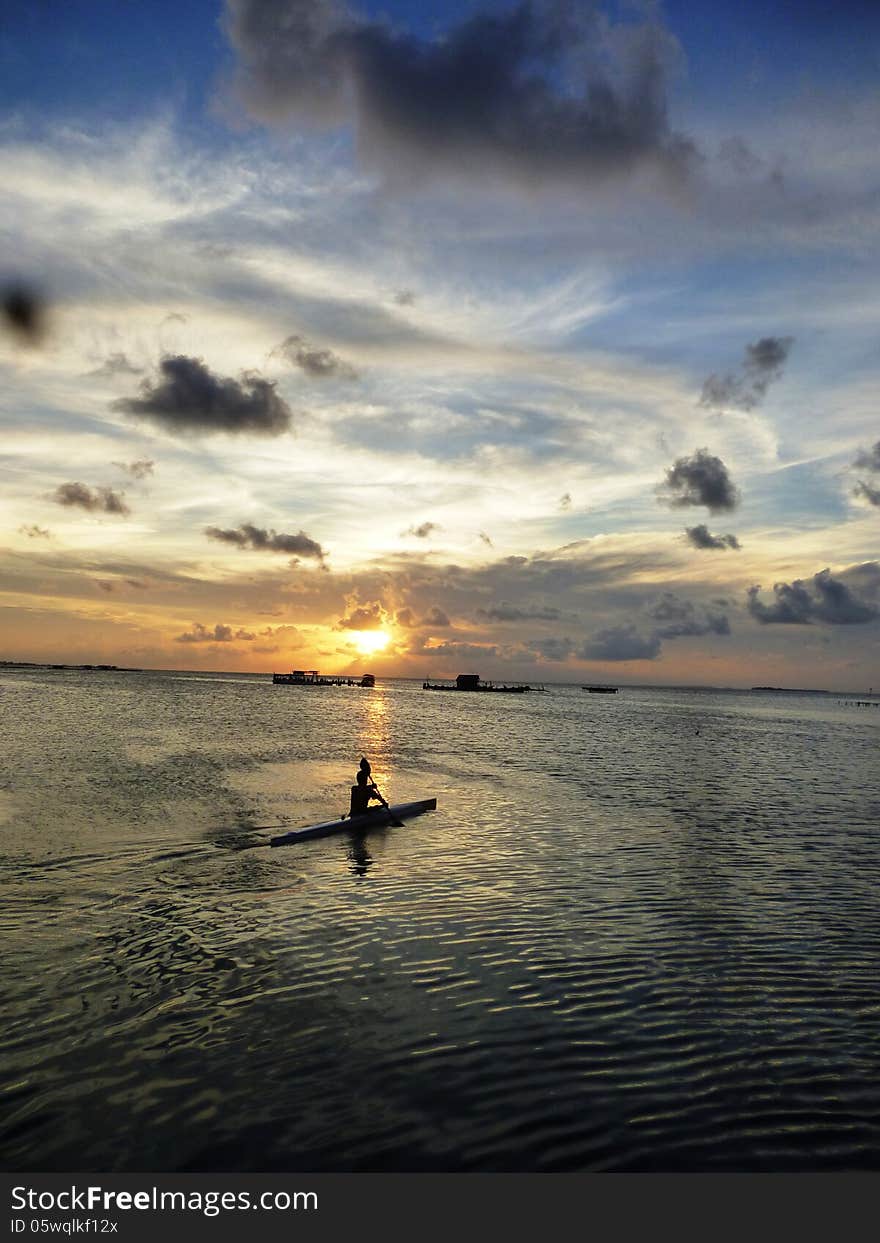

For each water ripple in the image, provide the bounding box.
[2,672,879,1169]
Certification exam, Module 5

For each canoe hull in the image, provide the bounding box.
[270,798,437,846]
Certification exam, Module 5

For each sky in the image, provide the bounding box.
[1,0,878,690]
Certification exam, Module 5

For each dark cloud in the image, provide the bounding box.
[114,355,292,437]
[277,334,358,379]
[403,521,441,539]
[853,440,880,473]
[747,568,878,625]
[19,524,51,539]
[416,640,498,663]
[478,602,561,622]
[87,353,143,379]
[396,605,450,628]
[91,577,150,591]
[205,523,326,561]
[580,624,661,662]
[2,283,46,344]
[114,459,155,480]
[527,635,574,661]
[51,482,130,516]
[225,0,696,190]
[394,290,416,306]
[659,448,739,513]
[650,594,730,638]
[853,441,880,505]
[700,336,794,411]
[685,523,741,551]
[338,602,386,630]
[841,562,880,598]
[176,622,257,643]
[853,481,880,507]
[578,594,731,661]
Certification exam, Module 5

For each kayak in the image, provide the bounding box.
[270,798,437,847]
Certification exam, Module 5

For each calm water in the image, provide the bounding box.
[1,668,879,1171]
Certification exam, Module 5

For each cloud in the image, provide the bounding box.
[403,521,441,539]
[395,606,450,628]
[2,283,46,344]
[78,576,147,591]
[700,336,794,411]
[577,594,731,662]
[478,602,561,621]
[685,523,741,551]
[338,602,386,630]
[114,459,155,480]
[658,448,739,513]
[527,635,574,661]
[747,568,879,625]
[852,441,880,505]
[559,492,572,511]
[224,0,696,191]
[418,640,498,663]
[113,355,292,436]
[649,593,730,637]
[205,523,326,560]
[51,482,130,516]
[277,334,358,379]
[853,481,880,507]
[394,290,416,306]
[175,622,257,643]
[853,440,880,473]
[19,525,51,539]
[87,353,143,379]
[580,624,661,662]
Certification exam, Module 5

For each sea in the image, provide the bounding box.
[1,666,879,1172]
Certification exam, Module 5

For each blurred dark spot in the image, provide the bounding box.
[2,284,46,343]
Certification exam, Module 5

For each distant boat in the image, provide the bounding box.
[273,669,327,686]
[272,669,369,687]
[423,672,532,693]
[582,685,618,693]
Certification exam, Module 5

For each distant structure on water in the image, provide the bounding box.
[582,684,618,694]
[272,669,376,687]
[422,672,534,693]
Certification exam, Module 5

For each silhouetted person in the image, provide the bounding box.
[349,768,383,817]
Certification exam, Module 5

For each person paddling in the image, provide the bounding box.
[349,768,384,817]
[350,757,404,826]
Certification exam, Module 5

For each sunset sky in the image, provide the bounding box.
[1,0,878,689]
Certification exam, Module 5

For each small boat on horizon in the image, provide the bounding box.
[422,672,533,693]
[272,669,376,687]
[582,684,618,693]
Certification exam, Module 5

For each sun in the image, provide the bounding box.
[351,630,390,656]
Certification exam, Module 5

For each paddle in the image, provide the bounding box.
[369,779,404,828]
